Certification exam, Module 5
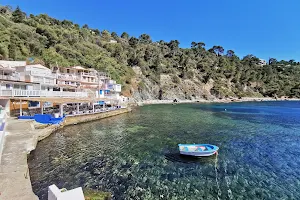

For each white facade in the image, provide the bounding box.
[258,59,267,66]
[109,39,117,43]
[0,61,122,99]
[48,184,85,200]
[54,66,100,89]
[15,64,56,85]
[0,101,8,162]
[114,84,122,92]
[0,60,26,68]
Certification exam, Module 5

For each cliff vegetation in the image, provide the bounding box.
[1,5,300,100]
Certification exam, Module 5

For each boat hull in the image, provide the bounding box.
[179,151,217,157]
[178,144,219,157]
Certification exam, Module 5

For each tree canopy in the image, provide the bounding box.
[1,5,300,98]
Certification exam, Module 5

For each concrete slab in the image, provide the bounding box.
[0,118,38,200]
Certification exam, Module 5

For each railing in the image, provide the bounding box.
[80,79,97,84]
[0,74,20,81]
[30,71,56,78]
[14,90,40,96]
[80,72,97,76]
[57,81,78,87]
[31,76,56,85]
[32,76,45,84]
[104,94,120,100]
[0,90,13,96]
[0,89,88,98]
[57,74,81,81]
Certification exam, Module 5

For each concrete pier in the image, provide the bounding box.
[0,119,39,200]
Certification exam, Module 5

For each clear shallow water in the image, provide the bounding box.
[28,101,300,200]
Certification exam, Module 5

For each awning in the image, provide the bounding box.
[9,97,118,104]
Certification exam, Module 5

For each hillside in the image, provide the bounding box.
[1,5,300,100]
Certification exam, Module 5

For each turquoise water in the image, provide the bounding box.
[28,101,300,200]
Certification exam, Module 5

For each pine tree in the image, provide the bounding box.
[11,6,25,23]
[8,42,16,60]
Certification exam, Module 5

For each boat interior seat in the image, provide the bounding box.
[196,146,207,151]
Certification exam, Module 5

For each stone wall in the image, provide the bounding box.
[32,108,132,142]
[63,108,131,126]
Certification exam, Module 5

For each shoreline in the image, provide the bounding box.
[0,108,131,200]
[1,98,299,199]
[136,97,300,105]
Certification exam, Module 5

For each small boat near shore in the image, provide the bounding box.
[178,144,219,157]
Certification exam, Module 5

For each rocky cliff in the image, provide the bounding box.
[129,66,233,101]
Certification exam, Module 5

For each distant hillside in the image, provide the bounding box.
[1,5,300,100]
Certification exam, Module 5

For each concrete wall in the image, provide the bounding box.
[0,101,8,164]
[48,184,85,200]
[0,99,10,115]
[63,108,131,126]
[34,108,131,141]
[0,60,26,68]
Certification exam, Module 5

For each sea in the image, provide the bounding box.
[28,101,300,200]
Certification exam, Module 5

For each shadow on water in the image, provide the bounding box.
[164,153,216,164]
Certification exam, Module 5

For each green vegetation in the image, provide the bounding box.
[83,189,111,200]
[1,5,300,98]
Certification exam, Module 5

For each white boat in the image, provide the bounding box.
[178,144,219,157]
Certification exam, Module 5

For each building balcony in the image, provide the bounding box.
[57,80,79,87]
[57,74,81,81]
[80,72,97,77]
[29,72,57,79]
[0,89,88,98]
[32,76,56,85]
[0,74,21,81]
[79,79,98,84]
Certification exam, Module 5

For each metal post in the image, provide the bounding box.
[77,103,79,114]
[60,87,63,97]
[59,104,63,117]
[40,102,43,114]
[19,99,22,116]
[92,102,95,113]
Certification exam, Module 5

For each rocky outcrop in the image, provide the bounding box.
[130,67,217,101]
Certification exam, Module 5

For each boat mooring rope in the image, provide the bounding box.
[214,151,221,200]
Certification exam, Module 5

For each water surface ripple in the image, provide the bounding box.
[28,101,300,200]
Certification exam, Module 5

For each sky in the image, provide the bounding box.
[1,0,300,61]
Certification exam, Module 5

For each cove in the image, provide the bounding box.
[28,102,300,200]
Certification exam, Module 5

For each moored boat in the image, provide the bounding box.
[178,144,219,157]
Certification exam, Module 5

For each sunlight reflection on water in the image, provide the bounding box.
[28,101,300,200]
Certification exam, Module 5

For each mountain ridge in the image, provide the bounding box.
[1,5,300,100]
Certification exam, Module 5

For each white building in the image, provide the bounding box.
[0,60,26,68]
[15,64,56,86]
[0,61,123,116]
[53,66,99,88]
[258,59,267,66]
[109,39,117,44]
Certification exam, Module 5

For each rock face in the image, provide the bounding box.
[130,67,217,101]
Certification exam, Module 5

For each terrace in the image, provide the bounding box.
[0,89,88,98]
